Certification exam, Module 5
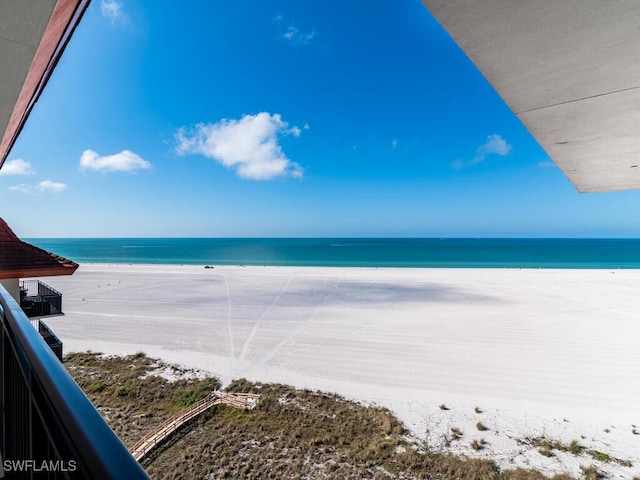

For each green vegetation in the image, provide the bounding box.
[471,439,485,451]
[538,439,553,457]
[569,440,581,455]
[579,465,601,480]
[587,449,632,468]
[589,450,612,463]
[64,351,219,447]
[450,427,463,440]
[86,380,107,393]
[65,352,578,480]
[518,436,633,470]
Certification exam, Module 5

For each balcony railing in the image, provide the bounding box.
[30,319,64,362]
[0,283,149,479]
[19,280,63,318]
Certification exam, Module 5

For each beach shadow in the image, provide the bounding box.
[281,280,504,306]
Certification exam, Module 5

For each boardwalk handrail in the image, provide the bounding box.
[131,392,260,462]
[0,283,149,479]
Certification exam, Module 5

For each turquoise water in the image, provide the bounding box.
[24,238,640,268]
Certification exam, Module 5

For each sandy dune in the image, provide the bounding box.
[42,264,640,478]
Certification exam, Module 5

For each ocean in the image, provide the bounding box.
[24,238,640,269]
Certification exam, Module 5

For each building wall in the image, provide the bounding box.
[0,277,20,302]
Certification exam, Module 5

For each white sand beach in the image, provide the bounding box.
[42,264,640,478]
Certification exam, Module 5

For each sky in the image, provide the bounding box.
[2,0,640,238]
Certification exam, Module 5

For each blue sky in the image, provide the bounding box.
[2,0,640,238]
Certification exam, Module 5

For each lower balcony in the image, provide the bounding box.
[30,317,64,361]
[20,279,63,318]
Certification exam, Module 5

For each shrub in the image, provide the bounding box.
[538,439,552,457]
[87,380,107,393]
[580,465,601,480]
[589,450,611,463]
[114,385,128,397]
[569,440,581,455]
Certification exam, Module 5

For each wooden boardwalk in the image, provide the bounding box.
[130,392,260,462]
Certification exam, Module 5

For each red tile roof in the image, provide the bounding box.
[0,218,78,279]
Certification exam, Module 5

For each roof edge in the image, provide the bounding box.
[0,265,78,280]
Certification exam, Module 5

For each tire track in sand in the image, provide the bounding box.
[254,276,341,367]
[238,275,294,362]
[222,274,235,359]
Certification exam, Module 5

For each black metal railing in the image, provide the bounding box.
[30,319,64,362]
[19,280,63,318]
[1,284,149,479]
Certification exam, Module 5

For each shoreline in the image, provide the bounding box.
[42,264,640,478]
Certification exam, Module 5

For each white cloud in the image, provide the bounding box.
[289,125,302,137]
[8,184,32,193]
[0,158,35,176]
[101,0,127,24]
[8,180,67,194]
[283,25,316,45]
[274,15,315,46]
[538,161,557,168]
[36,180,67,193]
[175,112,304,181]
[453,134,512,169]
[471,134,512,165]
[79,149,151,173]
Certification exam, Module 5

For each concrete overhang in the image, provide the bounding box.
[0,0,90,169]
[422,1,640,193]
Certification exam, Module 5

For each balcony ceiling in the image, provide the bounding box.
[0,0,89,169]
[422,1,640,193]
[0,0,57,165]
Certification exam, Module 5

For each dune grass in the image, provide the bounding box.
[65,352,576,480]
